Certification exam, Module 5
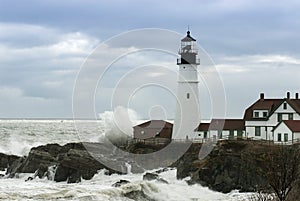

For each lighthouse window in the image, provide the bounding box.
[187,93,190,99]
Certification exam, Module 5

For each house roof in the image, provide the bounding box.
[243,98,300,121]
[133,120,173,129]
[195,123,210,131]
[283,120,300,132]
[287,99,300,114]
[195,119,245,131]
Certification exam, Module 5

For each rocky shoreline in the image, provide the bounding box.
[0,140,299,197]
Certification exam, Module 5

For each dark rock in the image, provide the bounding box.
[54,164,70,182]
[67,171,81,183]
[7,144,62,177]
[154,167,170,174]
[0,153,21,170]
[143,172,168,184]
[157,178,168,184]
[143,172,159,181]
[25,176,34,182]
[175,143,202,179]
[54,148,121,183]
[54,149,103,183]
[36,164,49,178]
[124,190,155,201]
[176,140,272,193]
[112,179,130,187]
[7,157,26,176]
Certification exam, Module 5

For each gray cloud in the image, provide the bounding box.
[0,0,300,118]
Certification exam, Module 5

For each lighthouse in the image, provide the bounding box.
[172,30,200,140]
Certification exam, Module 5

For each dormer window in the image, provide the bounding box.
[253,110,268,118]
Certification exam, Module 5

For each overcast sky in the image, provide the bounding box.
[0,0,300,119]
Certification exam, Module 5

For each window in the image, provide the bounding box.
[187,93,190,99]
[237,130,243,137]
[263,112,268,117]
[229,130,234,139]
[141,131,145,135]
[254,112,259,118]
[283,103,287,109]
[218,130,222,139]
[204,131,208,139]
[255,127,261,136]
[284,133,288,142]
[156,131,159,136]
[278,113,282,122]
[278,133,282,142]
[288,113,293,120]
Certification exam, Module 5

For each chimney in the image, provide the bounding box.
[287,91,290,99]
[260,93,264,100]
[296,93,299,99]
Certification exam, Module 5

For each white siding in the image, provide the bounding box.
[195,130,245,140]
[269,101,300,123]
[275,101,296,113]
[273,122,292,144]
[246,101,300,141]
[294,132,300,143]
[173,63,200,140]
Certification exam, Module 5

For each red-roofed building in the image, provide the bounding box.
[273,120,300,143]
[244,92,300,142]
[195,92,300,143]
[133,120,173,140]
[195,119,245,139]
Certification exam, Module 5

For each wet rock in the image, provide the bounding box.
[143,172,168,184]
[0,153,21,170]
[175,143,202,180]
[54,147,122,183]
[54,149,103,182]
[36,164,49,178]
[25,176,34,182]
[112,179,130,187]
[143,172,159,181]
[67,171,81,183]
[176,141,271,193]
[154,167,170,174]
[7,157,26,176]
[124,190,155,201]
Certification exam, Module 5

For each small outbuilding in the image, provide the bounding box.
[195,119,245,140]
[133,120,173,140]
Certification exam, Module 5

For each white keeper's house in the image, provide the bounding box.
[196,92,300,144]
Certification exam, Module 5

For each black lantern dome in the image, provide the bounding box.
[177,31,199,65]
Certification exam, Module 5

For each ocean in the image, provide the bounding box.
[0,120,252,201]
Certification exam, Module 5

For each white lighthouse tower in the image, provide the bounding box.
[172,30,200,140]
